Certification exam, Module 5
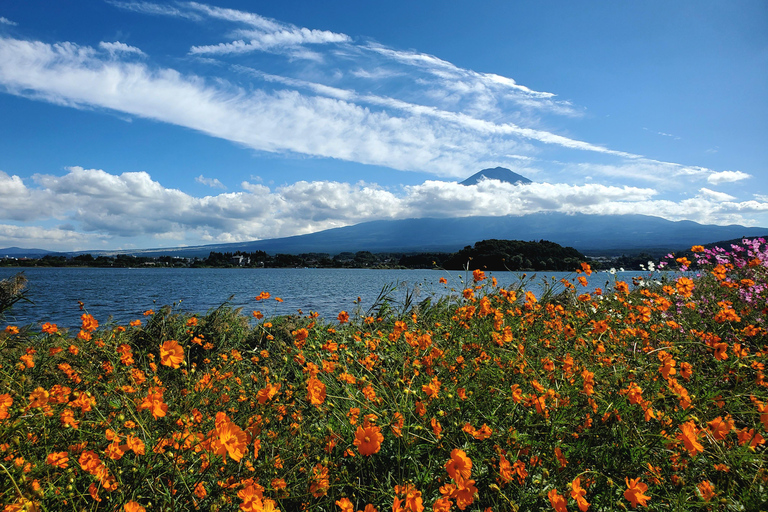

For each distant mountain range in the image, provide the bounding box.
[1,247,63,258]
[22,213,761,259]
[2,168,766,259]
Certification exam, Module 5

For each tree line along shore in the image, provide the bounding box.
[1,239,669,271]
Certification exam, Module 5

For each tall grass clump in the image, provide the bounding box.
[1,241,767,511]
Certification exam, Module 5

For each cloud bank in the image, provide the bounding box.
[1,167,765,251]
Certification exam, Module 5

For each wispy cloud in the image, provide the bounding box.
[106,1,202,21]
[0,35,640,177]
[643,127,681,140]
[0,17,17,26]
[99,41,146,57]
[195,175,226,189]
[569,159,742,189]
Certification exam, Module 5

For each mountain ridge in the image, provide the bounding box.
[4,212,762,259]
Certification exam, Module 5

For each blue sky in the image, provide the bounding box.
[0,1,766,252]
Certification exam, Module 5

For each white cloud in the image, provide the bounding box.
[184,2,350,57]
[569,160,749,190]
[707,170,751,184]
[189,29,350,56]
[107,1,202,21]
[698,188,736,202]
[195,175,226,189]
[0,17,17,26]
[0,224,96,250]
[0,36,584,177]
[99,41,146,57]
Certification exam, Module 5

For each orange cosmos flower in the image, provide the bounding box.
[473,423,492,440]
[41,322,58,334]
[451,477,477,510]
[624,477,650,508]
[737,428,766,450]
[347,407,360,425]
[697,480,715,501]
[498,454,513,483]
[215,412,248,462]
[431,417,443,440]
[186,317,198,327]
[391,412,404,437]
[257,383,281,404]
[691,245,705,252]
[554,446,568,468]
[125,435,145,455]
[675,277,694,298]
[354,425,383,456]
[255,291,271,301]
[28,387,49,408]
[124,501,146,512]
[138,387,168,419]
[472,269,487,282]
[310,463,330,497]
[159,339,184,368]
[307,376,326,405]
[336,498,354,512]
[571,476,590,511]
[394,483,424,512]
[338,311,350,323]
[677,420,704,456]
[707,415,734,441]
[81,313,98,332]
[422,376,441,400]
[547,489,567,512]
[445,449,472,483]
[46,451,69,469]
[439,277,448,284]
[78,450,102,473]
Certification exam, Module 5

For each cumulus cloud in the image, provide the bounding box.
[2,167,766,251]
[195,175,226,189]
[698,188,736,202]
[707,170,751,185]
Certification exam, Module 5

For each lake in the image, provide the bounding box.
[0,267,646,329]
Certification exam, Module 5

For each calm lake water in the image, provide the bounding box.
[0,267,643,329]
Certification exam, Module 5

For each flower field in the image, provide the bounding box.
[1,241,768,511]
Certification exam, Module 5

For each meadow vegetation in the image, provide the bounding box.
[1,240,767,511]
